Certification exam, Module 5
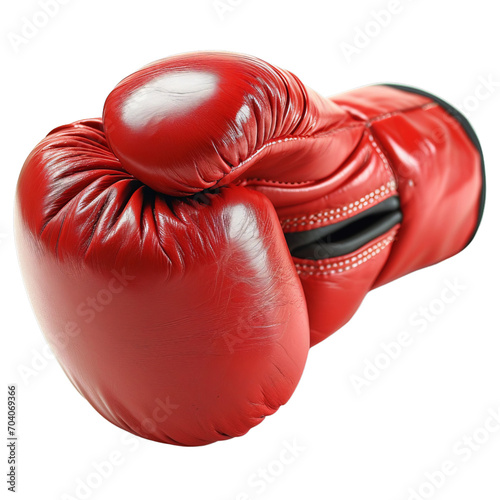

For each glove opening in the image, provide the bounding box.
[284,196,402,260]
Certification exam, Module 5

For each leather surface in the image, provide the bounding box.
[15,52,484,445]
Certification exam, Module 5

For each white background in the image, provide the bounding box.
[1,0,499,499]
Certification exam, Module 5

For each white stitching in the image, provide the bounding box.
[233,123,365,172]
[367,102,438,124]
[368,133,394,180]
[280,180,397,230]
[219,101,434,187]
[294,231,396,276]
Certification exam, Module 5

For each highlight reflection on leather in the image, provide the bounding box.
[15,52,484,446]
[122,70,219,128]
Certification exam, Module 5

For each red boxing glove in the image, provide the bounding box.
[15,52,484,446]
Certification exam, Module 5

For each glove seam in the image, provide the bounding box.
[293,227,398,276]
[280,180,397,231]
[225,101,435,191]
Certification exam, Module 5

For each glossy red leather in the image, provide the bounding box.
[15,52,483,445]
